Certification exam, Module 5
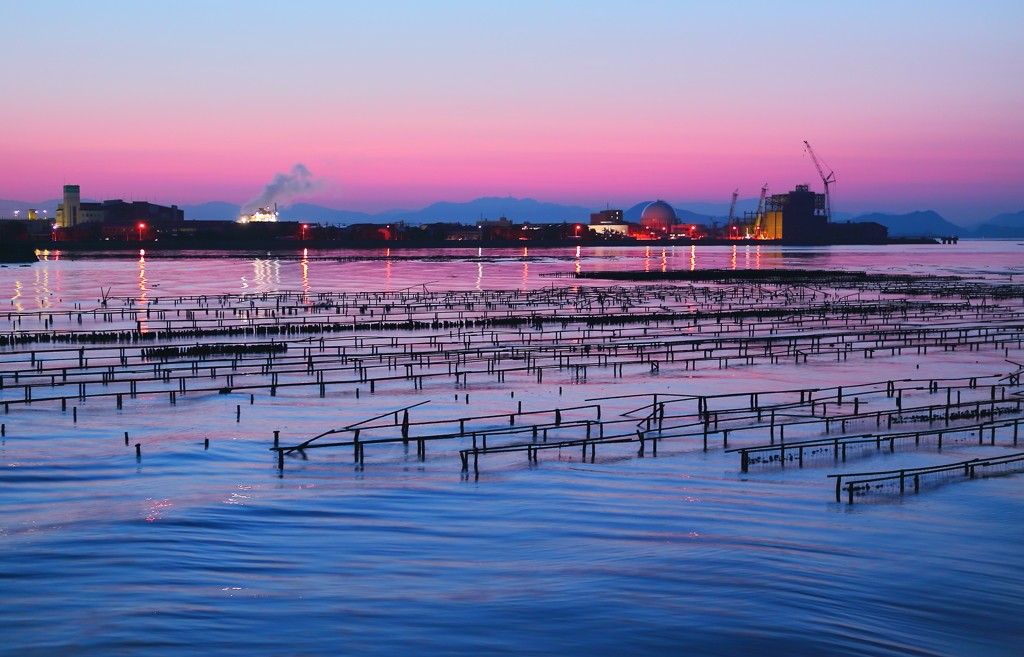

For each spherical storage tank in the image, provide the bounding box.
[640,200,677,232]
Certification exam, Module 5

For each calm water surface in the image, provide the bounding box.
[1,243,1022,655]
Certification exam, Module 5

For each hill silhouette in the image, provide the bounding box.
[850,211,965,237]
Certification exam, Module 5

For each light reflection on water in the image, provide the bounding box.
[4,242,1019,307]
[0,243,1022,656]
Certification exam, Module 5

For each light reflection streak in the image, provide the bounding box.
[690,245,696,271]
[661,248,667,273]
[731,245,737,270]
[248,258,281,291]
[33,266,53,310]
[12,280,24,312]
[138,249,148,304]
[301,248,310,296]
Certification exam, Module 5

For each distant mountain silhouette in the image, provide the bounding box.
[961,210,1024,238]
[0,198,67,216]
[850,211,965,237]
[179,201,241,222]
[980,210,1024,228]
[385,197,594,225]
[183,196,594,225]
[972,224,1024,238]
[278,203,374,224]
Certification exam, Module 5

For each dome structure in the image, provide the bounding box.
[640,200,677,232]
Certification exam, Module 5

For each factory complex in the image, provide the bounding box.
[1,146,906,245]
[586,185,885,244]
[0,184,892,246]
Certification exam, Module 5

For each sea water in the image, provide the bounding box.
[1,243,1023,656]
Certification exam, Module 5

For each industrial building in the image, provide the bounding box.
[759,184,828,241]
[237,205,279,223]
[56,185,184,228]
[638,201,697,238]
[639,201,676,233]
[589,209,629,236]
[590,209,623,225]
[589,203,701,239]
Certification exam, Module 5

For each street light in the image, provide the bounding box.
[138,223,145,241]
[302,224,308,241]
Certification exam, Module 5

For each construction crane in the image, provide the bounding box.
[727,189,739,237]
[754,184,768,236]
[804,141,835,221]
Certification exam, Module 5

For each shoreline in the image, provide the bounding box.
[25,236,939,254]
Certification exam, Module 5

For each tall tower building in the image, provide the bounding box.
[56,185,81,227]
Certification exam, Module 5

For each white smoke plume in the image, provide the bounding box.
[241,163,322,215]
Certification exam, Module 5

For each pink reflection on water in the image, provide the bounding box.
[145,498,172,522]
[0,244,1018,311]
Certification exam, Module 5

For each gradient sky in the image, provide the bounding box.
[3,0,1022,222]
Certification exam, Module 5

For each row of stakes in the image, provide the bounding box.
[0,318,1019,415]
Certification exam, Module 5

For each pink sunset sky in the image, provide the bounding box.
[3,1,1022,223]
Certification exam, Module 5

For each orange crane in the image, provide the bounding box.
[804,141,835,221]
